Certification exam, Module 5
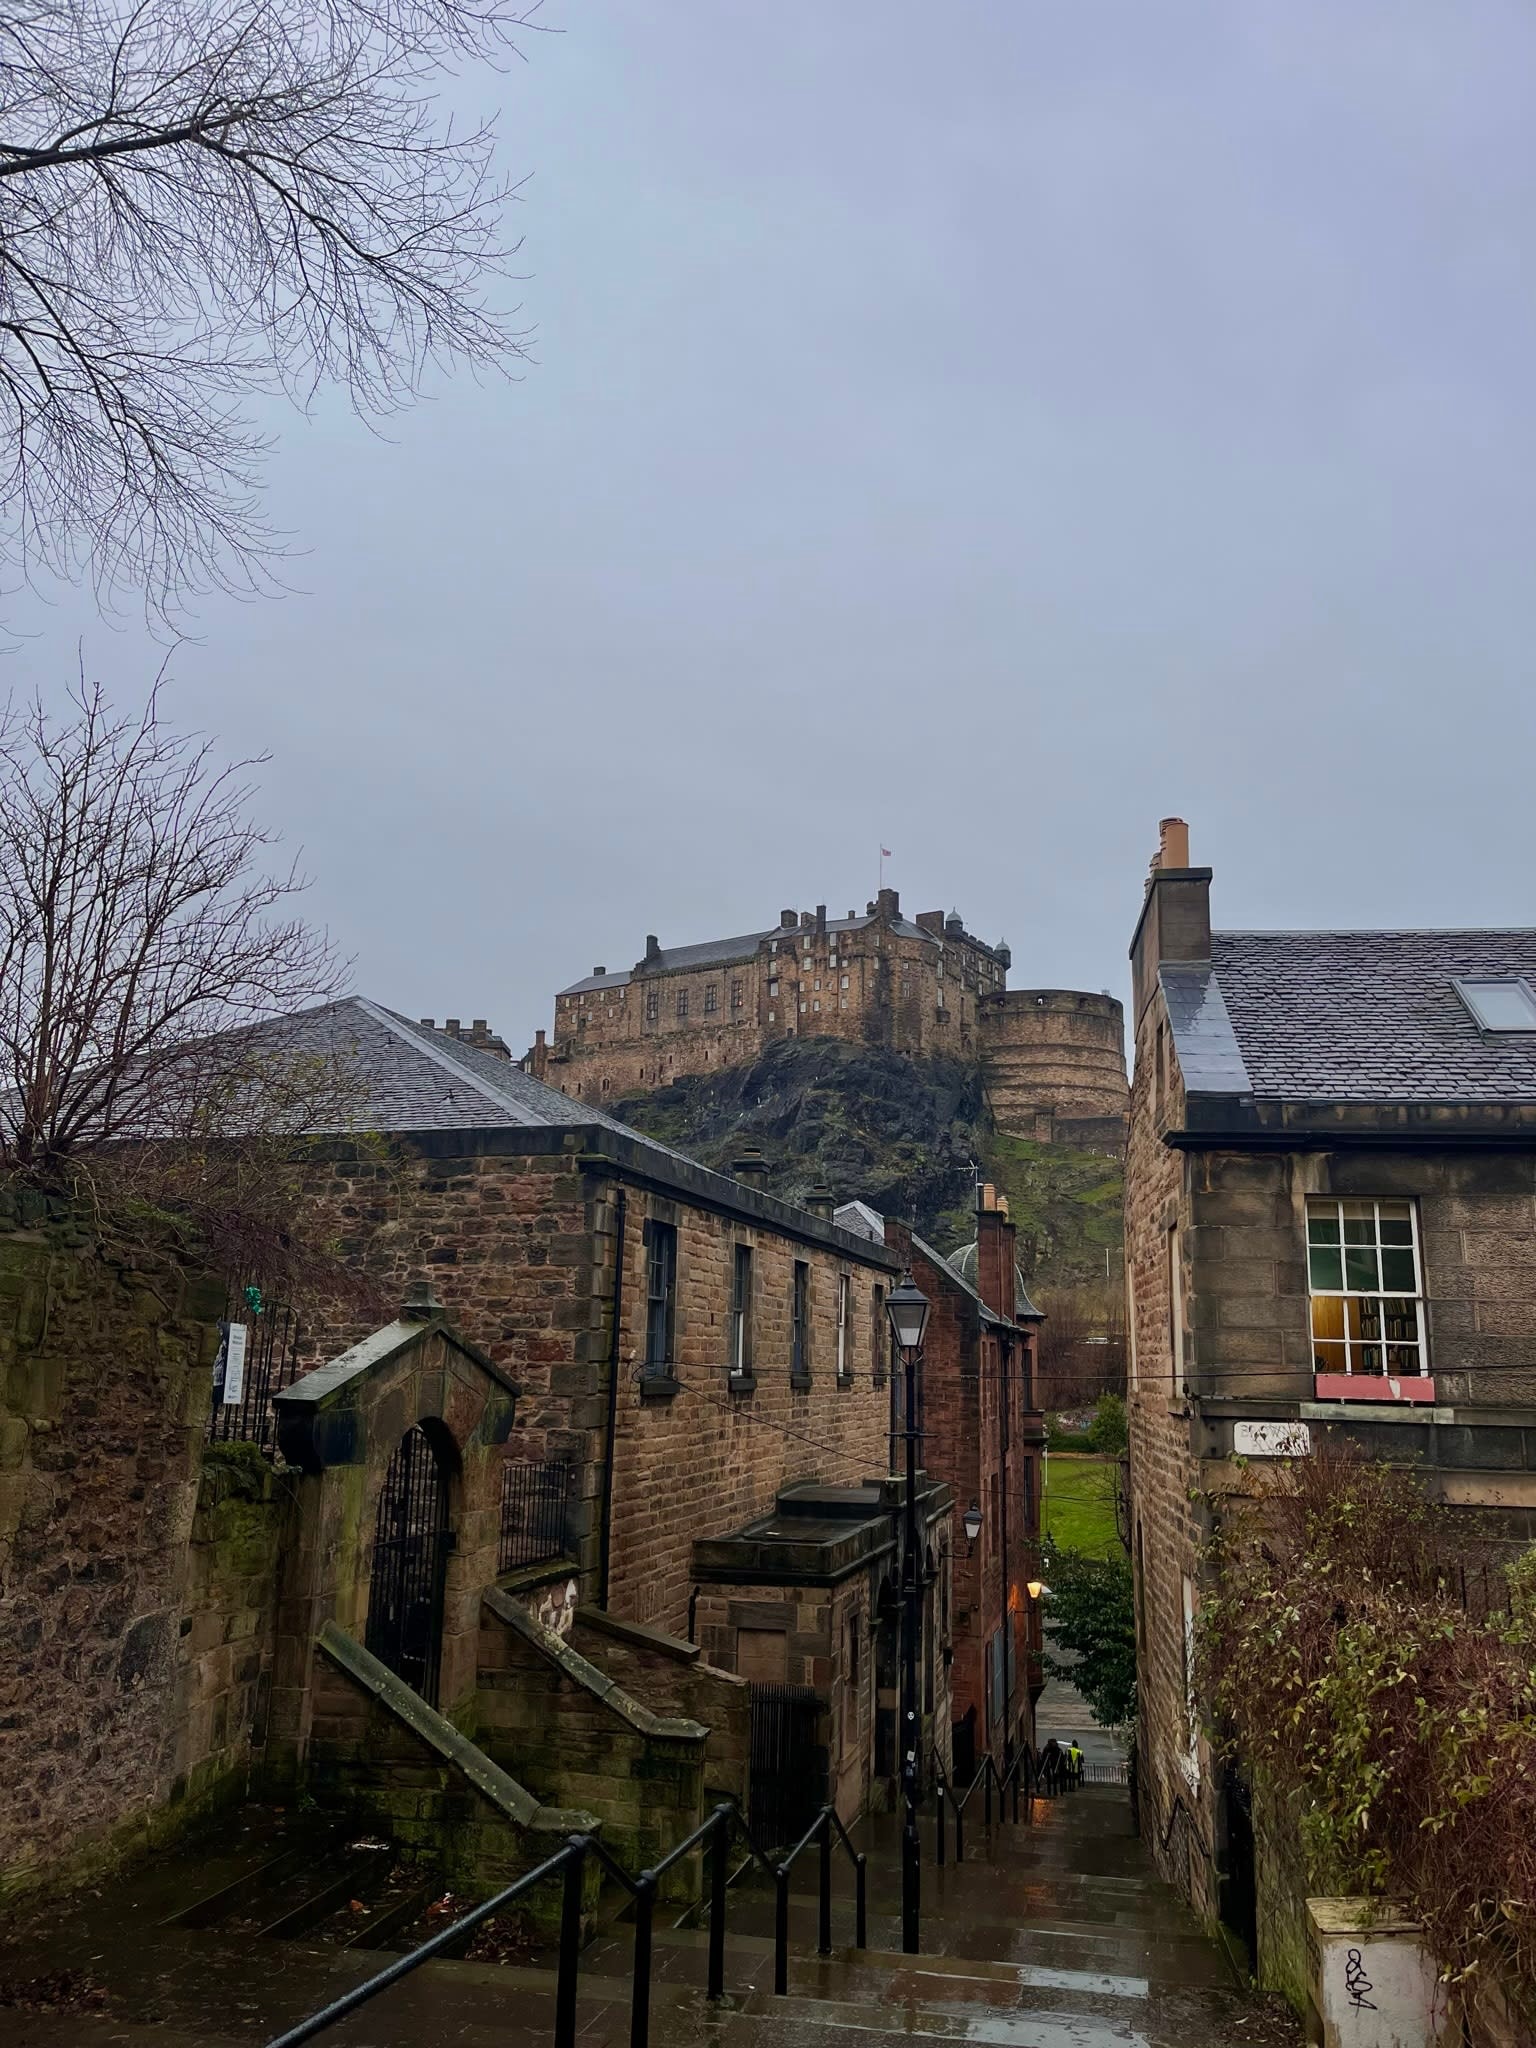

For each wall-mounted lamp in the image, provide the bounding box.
[1026,1579,1051,1601]
[961,1501,983,1551]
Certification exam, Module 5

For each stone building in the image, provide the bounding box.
[527,888,1129,1153]
[837,1184,1046,1782]
[1,996,961,1898]
[1124,817,1536,2001]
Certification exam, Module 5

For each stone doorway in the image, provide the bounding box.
[364,1422,454,1705]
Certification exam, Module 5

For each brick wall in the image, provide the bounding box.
[0,1209,286,1898]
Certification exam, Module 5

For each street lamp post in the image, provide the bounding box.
[886,1273,930,1957]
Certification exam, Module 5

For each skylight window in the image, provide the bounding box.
[1453,979,1536,1033]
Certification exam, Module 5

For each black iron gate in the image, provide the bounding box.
[365,1426,452,1706]
[206,1287,301,1453]
[748,1683,825,1850]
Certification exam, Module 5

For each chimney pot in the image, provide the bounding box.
[472,1019,487,1033]
[1157,816,1191,870]
[420,1017,434,1029]
[445,1018,460,1037]
[804,1184,835,1220]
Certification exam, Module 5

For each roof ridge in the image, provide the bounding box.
[1217,926,1536,940]
[353,997,533,1121]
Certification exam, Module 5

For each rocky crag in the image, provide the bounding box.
[612,1037,1122,1288]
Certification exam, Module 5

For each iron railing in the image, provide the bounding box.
[930,1741,1070,1864]
[499,1457,572,1573]
[206,1289,302,1453]
[261,1798,866,2048]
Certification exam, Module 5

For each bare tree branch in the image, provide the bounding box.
[0,672,351,1170]
[0,0,540,621]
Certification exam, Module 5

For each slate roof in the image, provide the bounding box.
[258,996,699,1158]
[558,914,945,997]
[1166,930,1536,1105]
[244,999,894,1261]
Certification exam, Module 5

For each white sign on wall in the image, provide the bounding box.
[221,1322,249,1406]
[1234,1420,1312,1459]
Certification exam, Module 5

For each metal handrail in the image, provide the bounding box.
[930,1741,1070,1865]
[770,1801,868,1993]
[262,1796,866,2048]
[263,1839,583,2048]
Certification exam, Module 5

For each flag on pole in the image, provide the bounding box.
[881,847,892,858]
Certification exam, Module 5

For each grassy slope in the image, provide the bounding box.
[1042,1455,1120,1560]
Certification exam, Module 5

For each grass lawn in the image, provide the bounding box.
[1042,1454,1120,1560]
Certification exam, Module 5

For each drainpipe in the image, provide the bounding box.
[597,1186,627,1609]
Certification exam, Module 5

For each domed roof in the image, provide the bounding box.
[946,1241,1043,1322]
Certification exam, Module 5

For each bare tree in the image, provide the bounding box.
[0,677,349,1172]
[0,0,539,617]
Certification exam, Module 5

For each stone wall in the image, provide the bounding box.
[1124,980,1219,1920]
[288,1134,898,1636]
[980,989,1128,1153]
[604,1193,892,1634]
[0,1205,285,1899]
[477,1595,708,1882]
[570,1607,750,1807]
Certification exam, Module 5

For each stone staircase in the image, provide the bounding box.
[3,1787,1294,2048]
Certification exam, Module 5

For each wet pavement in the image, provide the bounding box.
[2,1787,1297,2047]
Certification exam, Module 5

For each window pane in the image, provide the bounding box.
[1344,1247,1379,1290]
[1382,1298,1419,1341]
[1310,1296,1346,1342]
[1379,1217,1414,1246]
[1313,1339,1347,1375]
[1357,1345,1383,1374]
[1308,1246,1343,1290]
[1385,1345,1421,1373]
[1457,980,1536,1031]
[1308,1213,1341,1246]
[1380,1248,1416,1291]
[1342,1212,1375,1246]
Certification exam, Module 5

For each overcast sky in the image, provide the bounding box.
[9,2,1536,1052]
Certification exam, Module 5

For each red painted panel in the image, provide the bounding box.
[1312,1373,1436,1405]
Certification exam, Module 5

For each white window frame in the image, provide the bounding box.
[1167,1222,1184,1393]
[1306,1197,1428,1380]
[836,1273,850,1379]
[1453,977,1536,1033]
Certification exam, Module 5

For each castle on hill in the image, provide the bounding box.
[525,887,1129,1154]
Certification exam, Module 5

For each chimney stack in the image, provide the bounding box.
[643,934,662,966]
[732,1145,770,1192]
[781,909,797,930]
[1129,814,1211,1025]
[804,1185,835,1221]
[975,1180,1017,1324]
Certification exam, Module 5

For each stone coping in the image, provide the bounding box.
[574,1606,703,1666]
[482,1588,708,1744]
[276,1313,516,1409]
[315,1621,595,1836]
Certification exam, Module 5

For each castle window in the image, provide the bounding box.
[841,976,849,990]
[813,999,821,1012]
[704,986,718,1015]
[799,1001,808,1014]
[646,989,659,1023]
[829,954,838,969]
[677,990,689,1020]
[731,979,743,1010]
[814,979,821,991]
[768,1010,776,1022]
[768,978,779,997]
